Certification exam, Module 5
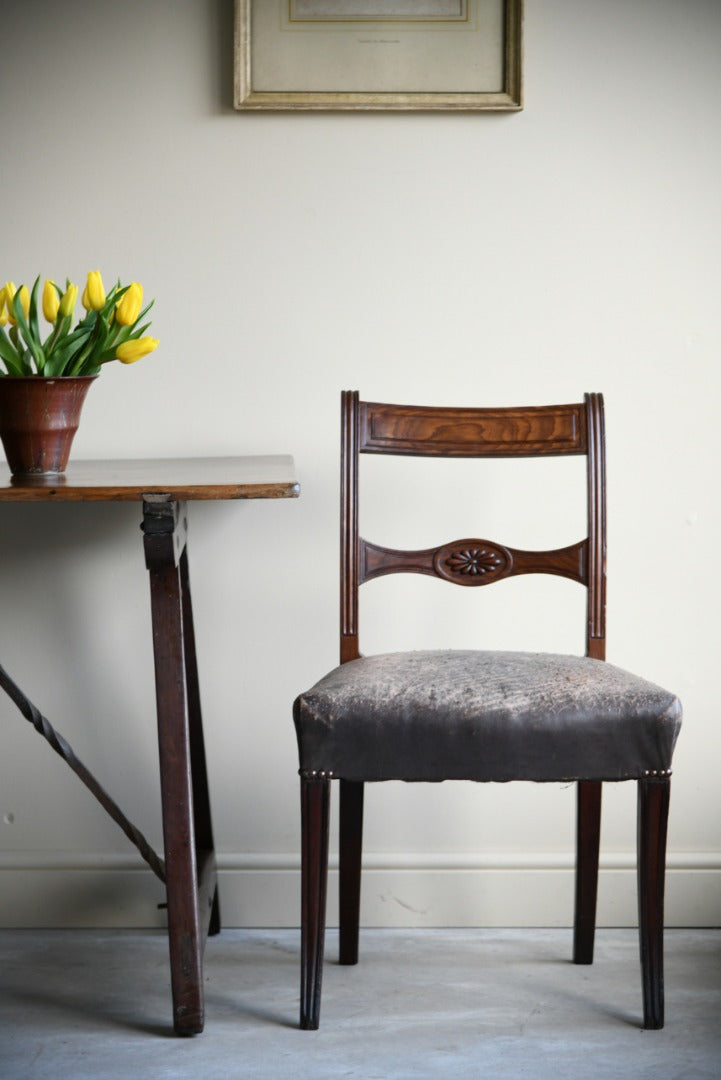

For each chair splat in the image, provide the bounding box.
[360,536,588,586]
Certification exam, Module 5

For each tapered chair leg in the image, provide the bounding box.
[574,780,602,964]
[638,776,670,1029]
[208,886,221,937]
[339,779,364,966]
[300,773,331,1030]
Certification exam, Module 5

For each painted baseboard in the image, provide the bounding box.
[0,851,718,929]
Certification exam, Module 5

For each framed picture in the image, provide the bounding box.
[234,1,523,111]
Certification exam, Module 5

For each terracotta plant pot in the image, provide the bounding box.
[0,376,97,476]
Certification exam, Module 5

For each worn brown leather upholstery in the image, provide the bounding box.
[294,650,681,783]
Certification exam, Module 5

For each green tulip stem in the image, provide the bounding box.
[66,314,109,376]
[42,317,67,361]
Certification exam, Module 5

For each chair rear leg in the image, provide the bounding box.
[208,885,221,937]
[339,779,364,965]
[638,776,670,1030]
[574,780,602,964]
[300,772,331,1030]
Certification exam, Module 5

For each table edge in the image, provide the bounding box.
[0,456,301,502]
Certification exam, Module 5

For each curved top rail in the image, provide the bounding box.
[359,401,587,458]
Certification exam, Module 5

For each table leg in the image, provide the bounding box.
[179,544,221,937]
[143,495,219,1035]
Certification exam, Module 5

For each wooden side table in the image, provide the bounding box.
[0,457,300,1035]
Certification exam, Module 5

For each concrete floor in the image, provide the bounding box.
[0,928,719,1080]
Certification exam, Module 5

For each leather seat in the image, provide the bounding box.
[295,649,681,783]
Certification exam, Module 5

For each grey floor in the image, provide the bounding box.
[0,928,719,1080]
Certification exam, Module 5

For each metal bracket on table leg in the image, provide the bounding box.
[142,494,188,568]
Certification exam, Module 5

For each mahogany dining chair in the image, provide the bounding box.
[293,392,681,1031]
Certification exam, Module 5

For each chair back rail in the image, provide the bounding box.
[358,400,588,458]
[360,538,587,586]
[340,391,606,665]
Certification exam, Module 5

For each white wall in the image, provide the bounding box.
[0,0,719,929]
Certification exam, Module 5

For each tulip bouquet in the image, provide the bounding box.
[0,272,159,377]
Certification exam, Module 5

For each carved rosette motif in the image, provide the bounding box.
[433,539,511,586]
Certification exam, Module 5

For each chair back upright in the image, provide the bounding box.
[339,391,606,665]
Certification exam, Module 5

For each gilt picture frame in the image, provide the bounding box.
[234,0,523,111]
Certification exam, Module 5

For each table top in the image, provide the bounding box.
[0,456,300,502]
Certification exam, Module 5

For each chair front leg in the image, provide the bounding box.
[638,775,671,1030]
[339,779,364,965]
[301,771,331,1030]
[574,780,602,964]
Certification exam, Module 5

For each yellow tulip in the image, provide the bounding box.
[82,270,105,312]
[116,336,159,364]
[114,282,143,326]
[42,279,60,323]
[3,282,17,324]
[3,282,30,326]
[0,287,7,326]
[58,282,78,320]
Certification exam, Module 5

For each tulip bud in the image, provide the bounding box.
[58,283,78,320]
[116,336,159,364]
[82,270,105,312]
[114,282,143,327]
[3,282,17,325]
[0,287,7,326]
[43,280,60,323]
